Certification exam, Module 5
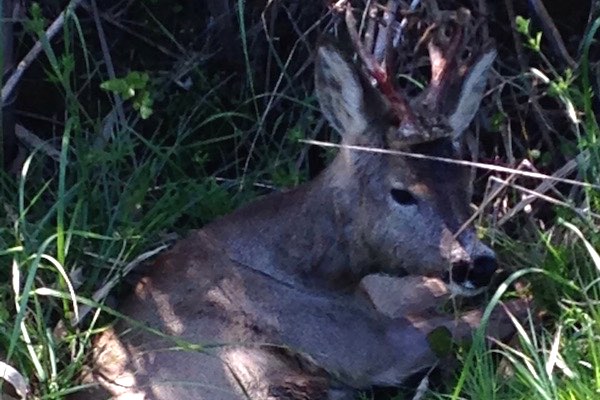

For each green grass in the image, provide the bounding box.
[0,3,315,398]
[1,2,600,400]
[421,14,600,400]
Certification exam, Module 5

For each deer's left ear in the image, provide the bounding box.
[448,49,496,140]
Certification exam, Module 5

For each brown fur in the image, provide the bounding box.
[79,42,499,399]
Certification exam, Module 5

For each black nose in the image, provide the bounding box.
[447,255,498,288]
[447,260,469,284]
[470,255,498,287]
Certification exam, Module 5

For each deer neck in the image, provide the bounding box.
[203,151,371,290]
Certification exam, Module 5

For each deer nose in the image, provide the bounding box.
[447,255,497,289]
[470,255,498,287]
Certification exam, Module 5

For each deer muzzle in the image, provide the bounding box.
[443,236,498,296]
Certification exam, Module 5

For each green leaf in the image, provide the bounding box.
[133,91,154,119]
[100,71,154,118]
[25,2,45,35]
[515,16,530,36]
[100,79,132,98]
[427,326,453,357]
[124,71,150,89]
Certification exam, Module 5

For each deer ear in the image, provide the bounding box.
[448,48,496,140]
[314,43,373,140]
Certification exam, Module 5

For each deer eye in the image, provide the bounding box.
[390,188,418,205]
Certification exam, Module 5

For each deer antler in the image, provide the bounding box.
[341,1,489,145]
[422,7,473,112]
[344,2,423,140]
[344,1,461,145]
[425,26,463,109]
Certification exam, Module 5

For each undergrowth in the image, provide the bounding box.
[0,1,599,400]
[1,2,317,398]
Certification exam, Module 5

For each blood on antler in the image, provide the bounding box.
[342,0,477,144]
[421,6,475,111]
[344,2,420,133]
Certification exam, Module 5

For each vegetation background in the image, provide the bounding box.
[0,0,599,399]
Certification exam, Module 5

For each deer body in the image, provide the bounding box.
[83,14,500,400]
[90,227,449,400]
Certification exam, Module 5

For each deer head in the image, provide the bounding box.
[313,5,497,295]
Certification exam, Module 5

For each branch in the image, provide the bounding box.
[1,0,85,104]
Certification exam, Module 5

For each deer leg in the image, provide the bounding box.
[221,346,342,400]
[277,275,529,389]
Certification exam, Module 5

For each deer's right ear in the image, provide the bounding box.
[315,43,371,138]
[448,48,497,139]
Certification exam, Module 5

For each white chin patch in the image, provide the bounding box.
[446,280,487,297]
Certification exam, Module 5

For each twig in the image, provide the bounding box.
[90,0,126,135]
[492,176,600,222]
[239,8,329,189]
[15,124,61,161]
[503,0,556,150]
[477,0,489,40]
[300,139,600,190]
[398,0,422,40]
[1,0,85,103]
[528,0,576,69]
[373,0,400,64]
[454,158,525,239]
[2,0,19,77]
[497,152,587,225]
[80,2,179,59]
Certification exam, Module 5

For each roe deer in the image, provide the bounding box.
[82,7,508,400]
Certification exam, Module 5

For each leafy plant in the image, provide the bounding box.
[100,72,154,119]
[515,16,543,52]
